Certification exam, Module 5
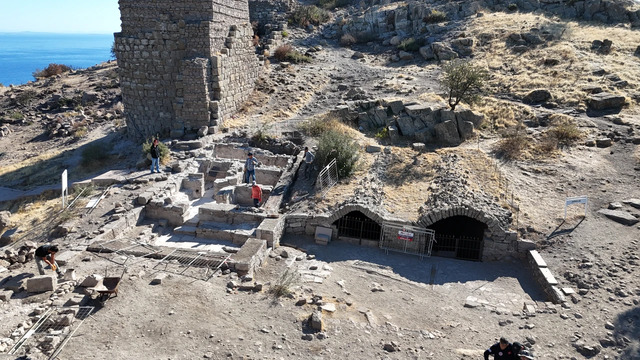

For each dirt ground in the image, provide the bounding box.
[1,8,640,360]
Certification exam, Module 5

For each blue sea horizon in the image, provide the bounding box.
[0,32,115,86]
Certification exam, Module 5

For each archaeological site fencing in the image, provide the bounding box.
[379,222,435,259]
[317,158,338,197]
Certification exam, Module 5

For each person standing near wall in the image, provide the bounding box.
[251,181,263,208]
[244,152,258,183]
[150,139,160,174]
[302,146,315,179]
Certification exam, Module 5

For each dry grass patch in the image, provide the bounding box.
[469,12,640,112]
[475,99,535,130]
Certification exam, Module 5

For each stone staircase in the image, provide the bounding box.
[174,203,267,246]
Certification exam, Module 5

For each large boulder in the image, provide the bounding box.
[457,119,475,140]
[434,120,461,145]
[431,42,458,61]
[419,45,436,60]
[396,116,416,136]
[455,109,484,128]
[597,209,639,226]
[588,92,626,110]
[0,211,10,231]
[524,89,552,104]
[450,38,474,57]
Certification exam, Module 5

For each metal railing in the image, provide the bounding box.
[317,158,338,197]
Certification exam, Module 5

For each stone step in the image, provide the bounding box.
[196,221,256,245]
[174,226,197,236]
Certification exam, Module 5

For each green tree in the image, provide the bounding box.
[439,59,488,111]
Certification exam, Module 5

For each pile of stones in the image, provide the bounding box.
[0,241,36,270]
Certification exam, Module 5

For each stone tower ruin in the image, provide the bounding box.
[114,0,261,139]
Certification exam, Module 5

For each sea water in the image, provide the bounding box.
[0,32,114,86]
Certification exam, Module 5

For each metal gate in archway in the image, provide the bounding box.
[334,211,382,244]
[379,222,436,259]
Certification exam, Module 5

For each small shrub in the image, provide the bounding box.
[281,30,289,38]
[269,269,299,298]
[508,3,518,11]
[423,9,447,24]
[33,63,73,79]
[110,41,116,59]
[398,37,426,52]
[10,112,24,121]
[16,90,37,106]
[374,127,389,140]
[495,131,530,160]
[316,129,360,179]
[340,33,357,47]
[290,5,330,28]
[300,116,342,137]
[274,44,293,61]
[142,138,170,164]
[81,142,114,167]
[251,124,274,144]
[545,116,583,148]
[286,51,312,63]
[73,126,88,138]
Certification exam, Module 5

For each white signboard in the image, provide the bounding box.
[564,195,587,219]
[61,169,68,208]
[397,230,414,241]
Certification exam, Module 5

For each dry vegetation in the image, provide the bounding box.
[470,12,640,112]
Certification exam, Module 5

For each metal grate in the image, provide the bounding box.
[95,241,162,266]
[8,306,94,360]
[432,234,483,261]
[379,222,435,260]
[317,158,338,197]
[154,249,231,281]
[335,212,382,243]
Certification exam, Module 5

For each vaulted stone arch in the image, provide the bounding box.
[418,205,514,261]
[326,204,386,225]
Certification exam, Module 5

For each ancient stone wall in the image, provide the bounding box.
[115,0,261,139]
[249,0,295,25]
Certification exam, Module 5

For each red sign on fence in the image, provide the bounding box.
[397,230,414,241]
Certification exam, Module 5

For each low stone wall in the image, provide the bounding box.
[198,203,266,224]
[254,167,283,186]
[528,250,566,304]
[233,184,273,207]
[88,207,145,244]
[145,200,189,227]
[233,238,269,274]
[255,217,286,247]
[181,173,205,200]
[214,143,291,167]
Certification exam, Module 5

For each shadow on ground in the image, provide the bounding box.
[0,132,129,190]
[614,306,640,358]
[282,234,546,302]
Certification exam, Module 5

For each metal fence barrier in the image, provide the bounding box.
[379,222,435,260]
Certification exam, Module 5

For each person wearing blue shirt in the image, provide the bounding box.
[244,152,258,183]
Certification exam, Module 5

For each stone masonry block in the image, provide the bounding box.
[27,275,57,293]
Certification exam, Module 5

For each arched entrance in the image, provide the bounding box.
[333,211,382,245]
[427,216,486,261]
